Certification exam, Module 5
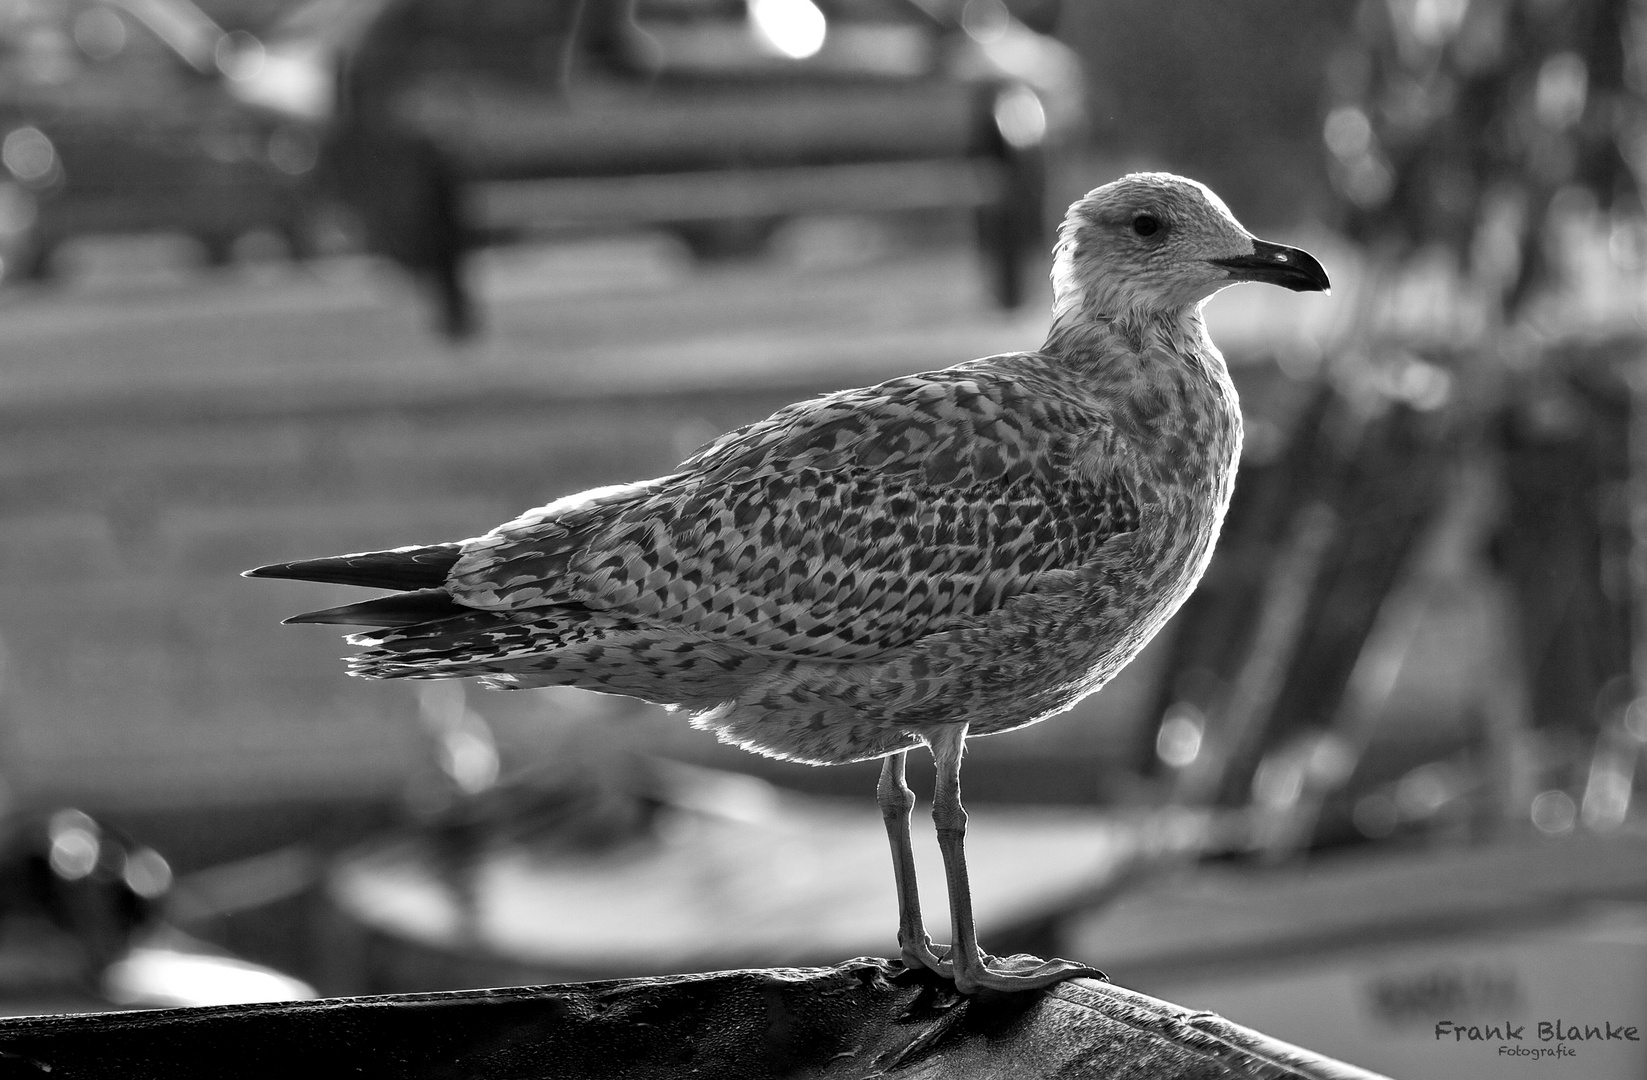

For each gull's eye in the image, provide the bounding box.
[1132,214,1161,237]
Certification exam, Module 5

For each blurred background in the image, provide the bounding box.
[0,0,1645,1075]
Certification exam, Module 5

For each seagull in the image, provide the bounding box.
[246,173,1329,994]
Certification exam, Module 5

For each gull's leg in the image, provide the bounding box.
[878,751,949,974]
[928,725,1105,994]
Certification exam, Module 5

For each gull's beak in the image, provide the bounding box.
[1209,239,1331,294]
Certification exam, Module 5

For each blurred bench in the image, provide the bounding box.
[323,0,1052,338]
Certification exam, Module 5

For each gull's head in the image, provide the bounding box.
[1050,172,1329,323]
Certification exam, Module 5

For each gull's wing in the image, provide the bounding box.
[442,364,1140,662]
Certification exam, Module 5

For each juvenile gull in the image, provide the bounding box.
[246,173,1330,993]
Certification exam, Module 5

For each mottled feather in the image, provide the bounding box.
[248,173,1330,766]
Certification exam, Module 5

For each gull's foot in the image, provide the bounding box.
[951,952,1105,995]
[898,934,952,978]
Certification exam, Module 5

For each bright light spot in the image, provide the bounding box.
[1624,697,1647,741]
[1391,357,1452,410]
[961,0,1011,44]
[1323,106,1372,160]
[1530,789,1577,835]
[48,810,101,880]
[2,128,57,184]
[1394,763,1454,819]
[1251,752,1304,810]
[420,682,500,795]
[1535,52,1587,129]
[993,85,1046,149]
[216,30,266,81]
[1324,104,1395,210]
[442,724,500,795]
[1304,734,1357,787]
[1339,154,1394,209]
[227,47,333,121]
[123,847,173,899]
[1154,706,1203,768]
[751,0,826,60]
[73,6,128,61]
[104,947,317,1008]
[1408,0,1467,46]
[1582,770,1631,831]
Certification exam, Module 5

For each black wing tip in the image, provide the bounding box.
[281,612,331,625]
[280,589,470,628]
[242,545,464,589]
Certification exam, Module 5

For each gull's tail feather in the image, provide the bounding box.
[243,543,463,591]
[346,608,590,682]
[283,589,470,627]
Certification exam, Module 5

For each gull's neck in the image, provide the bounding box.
[1043,299,1214,367]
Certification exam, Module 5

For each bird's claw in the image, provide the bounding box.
[898,935,952,978]
[951,952,1105,995]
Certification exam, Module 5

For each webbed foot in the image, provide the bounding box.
[898,934,951,977]
[950,951,1105,995]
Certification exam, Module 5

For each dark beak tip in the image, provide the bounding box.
[1213,240,1331,294]
[1297,257,1332,295]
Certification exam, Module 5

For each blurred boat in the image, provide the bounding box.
[0,808,315,1016]
[1068,831,1647,1080]
[320,758,1224,991]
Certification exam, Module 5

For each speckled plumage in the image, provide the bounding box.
[343,345,1227,766]
[249,173,1329,994]
[247,174,1330,768]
